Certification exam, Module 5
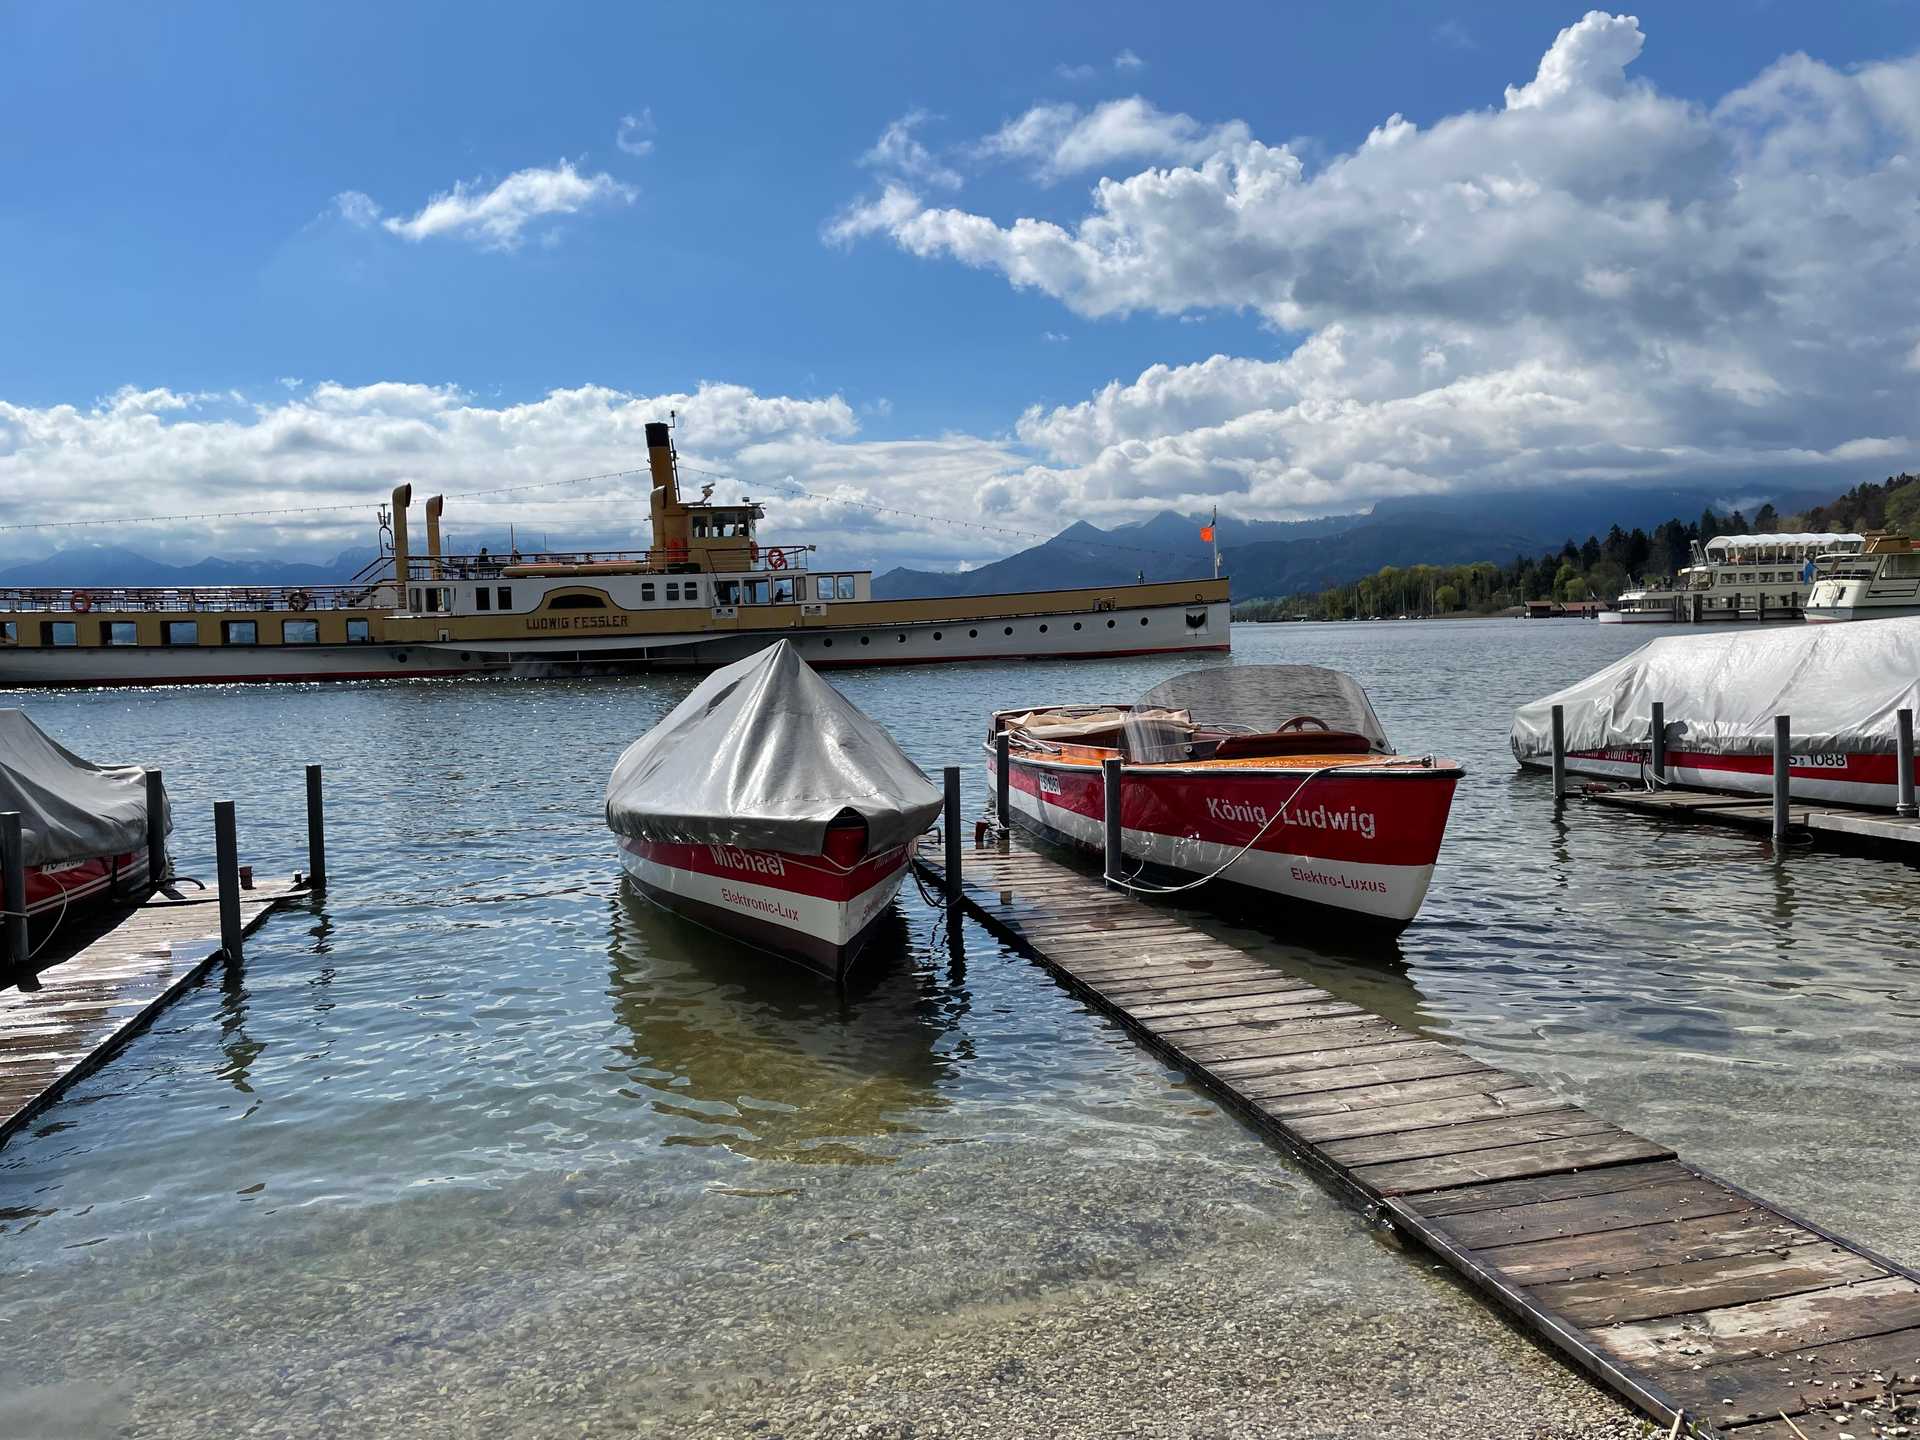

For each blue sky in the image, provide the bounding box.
[3,3,1919,569]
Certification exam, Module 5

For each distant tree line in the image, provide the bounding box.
[1234,472,1920,621]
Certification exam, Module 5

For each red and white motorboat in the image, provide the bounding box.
[2,709,169,942]
[606,641,942,980]
[1512,619,1920,808]
[989,666,1463,932]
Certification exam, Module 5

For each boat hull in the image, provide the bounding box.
[1597,609,1679,624]
[1524,747,1903,809]
[617,836,913,981]
[24,849,151,919]
[993,749,1460,931]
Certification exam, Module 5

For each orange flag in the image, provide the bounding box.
[1199,524,1215,542]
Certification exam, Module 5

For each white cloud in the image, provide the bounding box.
[1042,331,1070,343]
[333,190,381,227]
[978,96,1251,182]
[1054,62,1095,83]
[1432,20,1475,51]
[822,182,923,247]
[858,110,962,190]
[1113,50,1145,72]
[616,110,656,157]
[822,13,1920,522]
[379,161,637,251]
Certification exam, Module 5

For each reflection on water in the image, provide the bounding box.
[0,621,1916,1435]
[606,887,955,1165]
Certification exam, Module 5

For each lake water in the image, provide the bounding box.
[3,619,1915,1437]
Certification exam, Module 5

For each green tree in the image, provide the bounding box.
[1886,483,1920,538]
[1434,584,1459,612]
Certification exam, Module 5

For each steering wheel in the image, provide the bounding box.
[1276,715,1331,733]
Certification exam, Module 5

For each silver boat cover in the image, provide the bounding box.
[1512,618,1920,761]
[0,709,168,868]
[605,641,943,856]
[1130,665,1392,755]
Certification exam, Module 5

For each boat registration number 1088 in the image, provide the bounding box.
[1788,752,1849,770]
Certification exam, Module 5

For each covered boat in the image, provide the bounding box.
[1,709,169,926]
[605,641,943,979]
[988,666,1463,932]
[1511,620,1920,806]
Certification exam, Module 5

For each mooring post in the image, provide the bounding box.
[942,766,962,903]
[1549,704,1567,801]
[214,800,243,962]
[1898,709,1916,819]
[1649,701,1665,785]
[993,732,1010,833]
[1,811,26,977]
[1102,756,1124,884]
[1772,714,1792,843]
[305,763,327,891]
[144,769,167,891]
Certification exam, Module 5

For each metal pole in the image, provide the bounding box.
[144,769,167,890]
[1649,702,1665,785]
[942,766,962,902]
[215,801,243,961]
[1898,709,1916,819]
[305,763,327,890]
[1550,704,1567,801]
[993,732,1010,833]
[1103,756,1124,883]
[1,811,26,977]
[1772,715,1791,843]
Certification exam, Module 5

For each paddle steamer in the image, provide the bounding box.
[0,424,1230,687]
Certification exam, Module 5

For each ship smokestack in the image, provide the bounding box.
[425,495,444,579]
[645,421,687,561]
[391,484,413,601]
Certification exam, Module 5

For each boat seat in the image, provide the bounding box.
[1208,730,1376,759]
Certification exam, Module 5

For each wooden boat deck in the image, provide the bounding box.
[1586,785,1920,853]
[0,880,307,1149]
[915,834,1920,1438]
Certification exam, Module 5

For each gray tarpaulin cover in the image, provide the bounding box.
[0,709,168,867]
[1511,619,1920,761]
[605,641,943,856]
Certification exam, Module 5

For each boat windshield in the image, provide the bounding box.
[1123,665,1392,762]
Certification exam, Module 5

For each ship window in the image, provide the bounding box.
[772,577,796,603]
[1073,622,1082,630]
[475,587,491,611]
[665,582,680,602]
[496,587,512,610]
[103,621,137,646]
[346,618,371,643]
[410,588,423,611]
[747,579,770,604]
[968,629,977,638]
[816,576,833,601]
[1141,616,1150,625]
[548,592,607,610]
[1039,624,1048,634]
[43,621,77,646]
[284,619,319,644]
[163,621,199,646]
[715,580,741,605]
[683,580,701,601]
[0,622,13,644]
[641,582,656,602]
[223,620,258,646]
[834,575,856,600]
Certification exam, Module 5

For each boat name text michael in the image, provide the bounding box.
[709,845,787,876]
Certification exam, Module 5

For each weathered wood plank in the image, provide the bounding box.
[1396,1160,1697,1218]
[1148,999,1368,1037]
[1207,1037,1460,1081]
[1285,1085,1569,1143]
[1532,1244,1889,1328]
[1424,1177,1753,1250]
[1592,1276,1920,1372]
[1261,1071,1542,1121]
[1657,1324,1920,1427]
[1172,1017,1406,1065]
[1319,1111,1616,1168]
[1355,1131,1674,1198]
[1477,1209,1808,1286]
[1238,1054,1500,1102]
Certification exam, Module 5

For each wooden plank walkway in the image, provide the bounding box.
[917,836,1920,1439]
[1586,785,1920,854]
[0,880,307,1148]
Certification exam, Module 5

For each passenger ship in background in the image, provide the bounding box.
[1598,532,1864,624]
[0,423,1230,687]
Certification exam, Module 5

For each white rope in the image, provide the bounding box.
[1104,756,1440,897]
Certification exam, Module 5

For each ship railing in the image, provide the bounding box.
[0,584,399,615]
[402,544,818,579]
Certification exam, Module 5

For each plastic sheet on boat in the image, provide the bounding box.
[0,708,168,867]
[1127,665,1392,762]
[605,640,943,856]
[1511,618,1920,761]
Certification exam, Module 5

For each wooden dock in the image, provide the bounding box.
[917,835,1920,1439]
[0,880,306,1149]
[1585,785,1920,853]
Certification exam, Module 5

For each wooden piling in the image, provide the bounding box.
[144,769,167,891]
[1649,702,1665,784]
[942,766,962,903]
[1772,715,1791,843]
[305,763,327,891]
[1,811,25,977]
[1102,755,1123,884]
[1550,704,1567,800]
[994,732,1011,832]
[1899,709,1916,819]
[214,801,242,961]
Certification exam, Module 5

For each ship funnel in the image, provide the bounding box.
[391,483,413,600]
[645,420,686,560]
[425,495,444,579]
